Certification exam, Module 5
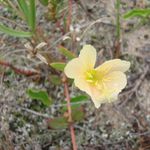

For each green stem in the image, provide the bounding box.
[114,0,121,58]
[116,0,120,40]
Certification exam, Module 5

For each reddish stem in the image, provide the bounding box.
[63,76,77,150]
[0,60,39,76]
[114,40,121,58]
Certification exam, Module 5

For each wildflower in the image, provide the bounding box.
[64,45,130,108]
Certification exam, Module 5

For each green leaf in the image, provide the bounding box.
[72,107,85,122]
[124,9,150,19]
[17,0,36,32]
[71,95,88,103]
[58,46,76,60]
[0,24,32,37]
[17,0,29,20]
[28,0,36,31]
[48,117,68,129]
[64,95,88,107]
[62,95,88,112]
[27,89,52,107]
[39,0,48,6]
[50,62,66,71]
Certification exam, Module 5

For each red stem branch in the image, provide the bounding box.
[63,76,77,150]
[0,60,39,76]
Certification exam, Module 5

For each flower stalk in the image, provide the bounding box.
[63,75,77,150]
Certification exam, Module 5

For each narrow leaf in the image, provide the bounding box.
[29,0,36,31]
[63,95,88,106]
[50,62,66,71]
[71,95,88,103]
[58,46,76,60]
[62,95,88,111]
[17,0,29,19]
[0,24,32,37]
[27,89,52,107]
[124,9,150,19]
[39,0,48,6]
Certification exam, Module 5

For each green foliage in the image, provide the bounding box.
[28,0,36,31]
[115,0,120,39]
[63,95,88,108]
[27,89,52,107]
[123,8,150,27]
[50,62,66,71]
[72,107,85,122]
[62,95,88,112]
[71,95,88,104]
[124,9,150,19]
[0,24,32,37]
[58,46,76,60]
[48,107,85,129]
[50,75,62,85]
[48,95,87,130]
[50,0,64,9]
[0,0,36,37]
[46,0,64,21]
[17,0,29,20]
[17,0,36,31]
[48,117,68,129]
[39,0,49,6]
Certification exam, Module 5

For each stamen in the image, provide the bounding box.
[85,69,99,85]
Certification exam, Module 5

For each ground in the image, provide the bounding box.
[0,0,150,150]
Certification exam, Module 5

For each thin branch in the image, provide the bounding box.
[0,60,39,76]
[80,18,112,40]
[0,102,50,119]
[19,107,50,118]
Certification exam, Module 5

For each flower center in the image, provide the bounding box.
[85,69,99,85]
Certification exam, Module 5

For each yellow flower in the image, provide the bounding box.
[64,45,130,108]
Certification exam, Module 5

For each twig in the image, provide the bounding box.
[80,18,112,40]
[46,32,71,50]
[63,75,77,150]
[0,16,25,30]
[131,131,150,137]
[0,101,50,119]
[19,107,50,118]
[0,60,39,76]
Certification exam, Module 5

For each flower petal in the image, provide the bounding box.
[74,77,91,93]
[101,71,127,101]
[64,58,84,78]
[79,45,97,70]
[74,78,103,108]
[96,59,130,75]
[92,99,102,108]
